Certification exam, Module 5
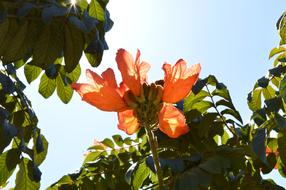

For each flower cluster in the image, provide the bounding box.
[71,49,201,138]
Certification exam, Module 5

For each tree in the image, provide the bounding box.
[0,0,286,189]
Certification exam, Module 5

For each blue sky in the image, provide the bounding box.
[13,0,286,188]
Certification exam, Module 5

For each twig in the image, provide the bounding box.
[145,126,164,190]
[205,85,238,139]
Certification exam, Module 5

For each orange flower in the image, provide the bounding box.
[72,49,201,139]
[116,49,150,96]
[159,104,189,138]
[71,69,128,112]
[117,109,140,135]
[266,146,279,169]
[162,59,201,103]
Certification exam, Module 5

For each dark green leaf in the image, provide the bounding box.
[34,134,48,166]
[64,23,84,73]
[257,77,269,88]
[265,97,284,113]
[6,148,21,171]
[199,155,230,174]
[252,128,267,164]
[0,19,19,57]
[175,167,212,190]
[33,21,64,69]
[2,21,28,63]
[192,78,206,94]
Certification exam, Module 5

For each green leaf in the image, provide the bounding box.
[192,101,213,113]
[112,135,124,147]
[206,75,218,86]
[262,85,276,100]
[221,130,229,145]
[64,23,84,73]
[124,137,132,145]
[279,75,286,102]
[248,88,262,112]
[0,149,20,186]
[267,138,278,152]
[33,135,48,166]
[221,109,243,123]
[24,64,42,84]
[66,64,81,83]
[184,90,209,112]
[33,21,64,69]
[131,161,150,190]
[50,175,74,188]
[38,74,56,99]
[215,99,235,110]
[101,138,114,148]
[89,0,105,21]
[83,151,102,163]
[56,74,73,104]
[269,46,286,59]
[85,52,103,67]
[15,158,40,190]
[212,88,230,100]
[77,0,88,10]
[278,131,286,166]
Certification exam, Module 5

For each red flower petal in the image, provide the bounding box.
[117,109,140,135]
[159,103,189,138]
[116,49,150,96]
[71,69,128,112]
[162,60,201,103]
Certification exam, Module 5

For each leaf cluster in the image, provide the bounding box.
[0,64,48,189]
[0,0,112,103]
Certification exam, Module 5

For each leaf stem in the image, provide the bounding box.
[205,85,238,139]
[145,127,164,190]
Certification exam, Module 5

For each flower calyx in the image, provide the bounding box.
[123,83,163,130]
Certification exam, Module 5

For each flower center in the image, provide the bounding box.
[123,83,163,130]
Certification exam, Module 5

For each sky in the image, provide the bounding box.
[10,0,286,188]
